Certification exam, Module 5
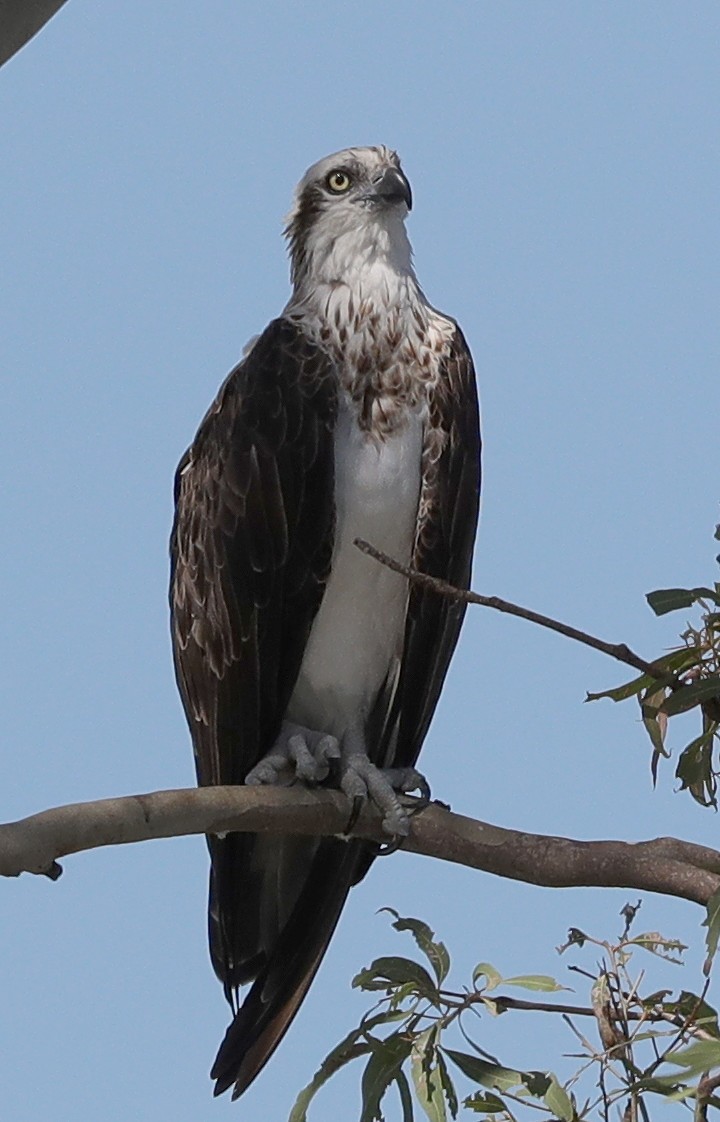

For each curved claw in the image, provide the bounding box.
[405,790,432,818]
[374,836,404,858]
[344,795,365,834]
[415,775,432,803]
[339,755,410,836]
[382,767,430,800]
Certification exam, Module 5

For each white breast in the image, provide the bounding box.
[286,396,424,736]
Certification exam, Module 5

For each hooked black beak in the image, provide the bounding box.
[369,166,412,211]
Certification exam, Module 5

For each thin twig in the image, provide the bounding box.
[697,1070,720,1120]
[354,538,681,688]
[641,976,713,1080]
[480,994,698,1032]
[563,1013,603,1061]
[441,987,711,1037]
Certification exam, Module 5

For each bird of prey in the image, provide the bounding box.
[170,145,481,1100]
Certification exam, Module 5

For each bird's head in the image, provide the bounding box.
[285,146,414,291]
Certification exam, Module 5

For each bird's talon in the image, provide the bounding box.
[344,795,365,834]
[383,809,410,837]
[245,759,282,785]
[416,777,431,802]
[245,722,341,788]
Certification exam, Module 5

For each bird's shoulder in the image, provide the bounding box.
[185,317,337,464]
[170,314,339,680]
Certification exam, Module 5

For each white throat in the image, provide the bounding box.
[285,210,454,438]
[287,205,417,306]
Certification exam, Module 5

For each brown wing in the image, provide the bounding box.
[374,322,481,773]
[171,317,375,1101]
[170,316,340,987]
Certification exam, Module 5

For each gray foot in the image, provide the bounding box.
[340,727,430,836]
[245,721,341,787]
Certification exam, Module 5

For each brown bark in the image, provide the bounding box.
[2,785,719,906]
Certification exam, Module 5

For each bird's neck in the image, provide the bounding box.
[286,215,422,322]
[282,215,430,345]
[284,219,455,437]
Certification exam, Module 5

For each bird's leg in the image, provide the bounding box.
[339,725,430,837]
[245,721,341,787]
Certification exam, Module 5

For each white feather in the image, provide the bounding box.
[287,397,423,735]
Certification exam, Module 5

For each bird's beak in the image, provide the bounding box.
[367,167,413,211]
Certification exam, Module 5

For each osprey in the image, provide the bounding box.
[170,146,481,1099]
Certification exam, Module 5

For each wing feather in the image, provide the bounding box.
[376,323,481,773]
[170,316,338,979]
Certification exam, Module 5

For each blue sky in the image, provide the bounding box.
[1,2,719,1118]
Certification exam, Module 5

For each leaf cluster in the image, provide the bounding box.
[587,525,720,807]
[290,902,720,1122]
[291,909,573,1122]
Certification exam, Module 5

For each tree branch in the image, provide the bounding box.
[0,1,70,69]
[354,538,680,688]
[1,786,719,906]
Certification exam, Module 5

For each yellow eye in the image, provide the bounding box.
[325,169,352,194]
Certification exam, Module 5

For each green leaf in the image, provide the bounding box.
[586,673,657,703]
[661,677,720,716]
[289,1006,414,1121]
[472,963,503,992]
[512,1071,575,1118]
[646,587,720,616]
[665,1038,720,1077]
[436,1051,458,1120]
[560,927,588,951]
[587,648,704,705]
[411,1029,446,1122]
[640,686,668,757]
[353,957,439,1000]
[289,1032,372,1122]
[703,889,720,976]
[360,1034,414,1122]
[388,982,424,1010]
[361,1007,413,1031]
[443,1050,521,1093]
[629,931,686,962]
[641,988,671,1006]
[672,990,720,1036]
[520,1071,551,1097]
[381,910,451,985]
[395,1070,415,1122]
[630,1074,683,1097]
[543,1075,575,1121]
[503,974,568,993]
[675,728,717,807]
[655,647,708,673]
[463,1092,507,1114]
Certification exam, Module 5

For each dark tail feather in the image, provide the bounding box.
[211,837,366,1099]
[212,924,331,1098]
